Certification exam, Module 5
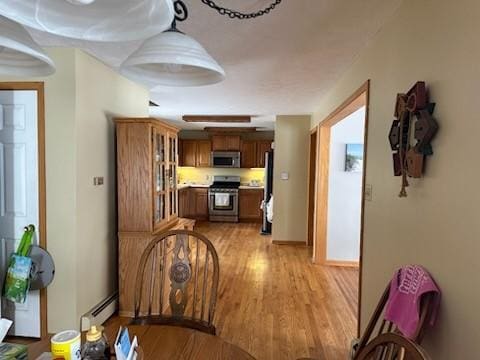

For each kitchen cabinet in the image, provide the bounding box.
[212,135,241,151]
[116,117,179,232]
[179,187,189,218]
[241,140,257,168]
[178,187,209,220]
[179,140,211,167]
[194,188,209,220]
[196,140,212,167]
[115,117,193,316]
[239,189,264,222]
[180,140,196,167]
[256,140,272,168]
[179,136,273,168]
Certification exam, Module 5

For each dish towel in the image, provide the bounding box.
[214,193,230,207]
[266,196,273,223]
[384,265,441,339]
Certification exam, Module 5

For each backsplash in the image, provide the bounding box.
[178,167,265,185]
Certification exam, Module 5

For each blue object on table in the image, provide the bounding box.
[118,327,131,357]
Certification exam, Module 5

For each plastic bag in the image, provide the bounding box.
[3,225,35,304]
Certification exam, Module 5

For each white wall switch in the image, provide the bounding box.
[280,172,289,180]
[364,183,373,201]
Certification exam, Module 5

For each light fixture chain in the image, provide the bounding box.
[201,0,283,19]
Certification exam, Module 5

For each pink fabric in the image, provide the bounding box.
[384,265,441,339]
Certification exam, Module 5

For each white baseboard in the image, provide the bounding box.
[80,292,118,331]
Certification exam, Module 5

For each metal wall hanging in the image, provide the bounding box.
[388,81,438,197]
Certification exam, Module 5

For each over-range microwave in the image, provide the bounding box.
[211,151,241,168]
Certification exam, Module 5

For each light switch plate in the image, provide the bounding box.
[93,177,104,186]
[280,172,289,180]
[364,183,373,201]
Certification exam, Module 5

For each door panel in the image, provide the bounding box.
[226,135,240,151]
[239,189,264,221]
[0,90,40,338]
[240,140,256,168]
[256,141,272,168]
[180,140,196,167]
[211,136,227,151]
[196,140,211,167]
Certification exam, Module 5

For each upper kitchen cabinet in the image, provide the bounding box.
[196,140,212,167]
[256,140,272,168]
[180,139,197,167]
[212,135,241,151]
[241,140,257,168]
[115,118,179,233]
[179,139,212,167]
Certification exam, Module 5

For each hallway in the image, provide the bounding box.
[196,222,358,360]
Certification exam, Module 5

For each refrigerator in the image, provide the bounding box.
[261,150,274,235]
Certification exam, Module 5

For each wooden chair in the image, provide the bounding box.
[131,230,220,335]
[352,285,435,359]
[355,333,431,360]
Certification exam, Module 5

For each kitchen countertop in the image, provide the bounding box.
[178,183,211,190]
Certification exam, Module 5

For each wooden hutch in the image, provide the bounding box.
[115,118,194,316]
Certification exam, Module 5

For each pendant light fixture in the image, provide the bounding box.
[121,0,225,87]
[66,0,96,5]
[0,15,55,77]
[0,0,174,42]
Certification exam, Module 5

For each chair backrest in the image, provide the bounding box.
[356,333,431,360]
[353,285,434,359]
[133,230,220,334]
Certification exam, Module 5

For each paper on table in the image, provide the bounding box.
[0,319,12,343]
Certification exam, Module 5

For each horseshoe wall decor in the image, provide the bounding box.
[388,81,438,197]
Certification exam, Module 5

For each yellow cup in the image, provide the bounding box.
[51,330,81,360]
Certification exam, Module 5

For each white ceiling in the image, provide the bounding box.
[26,0,402,130]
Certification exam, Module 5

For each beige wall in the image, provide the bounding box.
[1,48,149,332]
[312,0,480,357]
[74,50,149,325]
[272,115,310,242]
[1,48,79,330]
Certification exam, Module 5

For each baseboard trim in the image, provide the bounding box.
[324,260,360,268]
[81,292,118,331]
[272,240,307,246]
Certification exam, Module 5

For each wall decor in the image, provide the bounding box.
[388,81,438,197]
[345,143,364,172]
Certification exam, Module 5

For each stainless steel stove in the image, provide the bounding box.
[208,175,240,222]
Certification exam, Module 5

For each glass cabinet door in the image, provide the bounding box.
[153,127,167,229]
[167,132,178,220]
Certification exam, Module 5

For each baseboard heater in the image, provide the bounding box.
[80,292,118,331]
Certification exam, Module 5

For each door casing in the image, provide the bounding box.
[0,82,47,338]
[311,80,370,337]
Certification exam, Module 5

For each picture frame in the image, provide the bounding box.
[345,143,363,172]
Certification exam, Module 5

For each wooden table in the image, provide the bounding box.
[28,325,256,360]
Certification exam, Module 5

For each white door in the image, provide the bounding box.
[0,90,41,338]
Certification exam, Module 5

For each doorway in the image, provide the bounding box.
[0,82,47,338]
[312,80,369,336]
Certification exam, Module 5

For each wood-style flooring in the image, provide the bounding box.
[108,222,359,360]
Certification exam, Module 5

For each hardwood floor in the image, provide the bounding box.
[106,222,358,359]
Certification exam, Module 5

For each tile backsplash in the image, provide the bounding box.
[178,167,264,185]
